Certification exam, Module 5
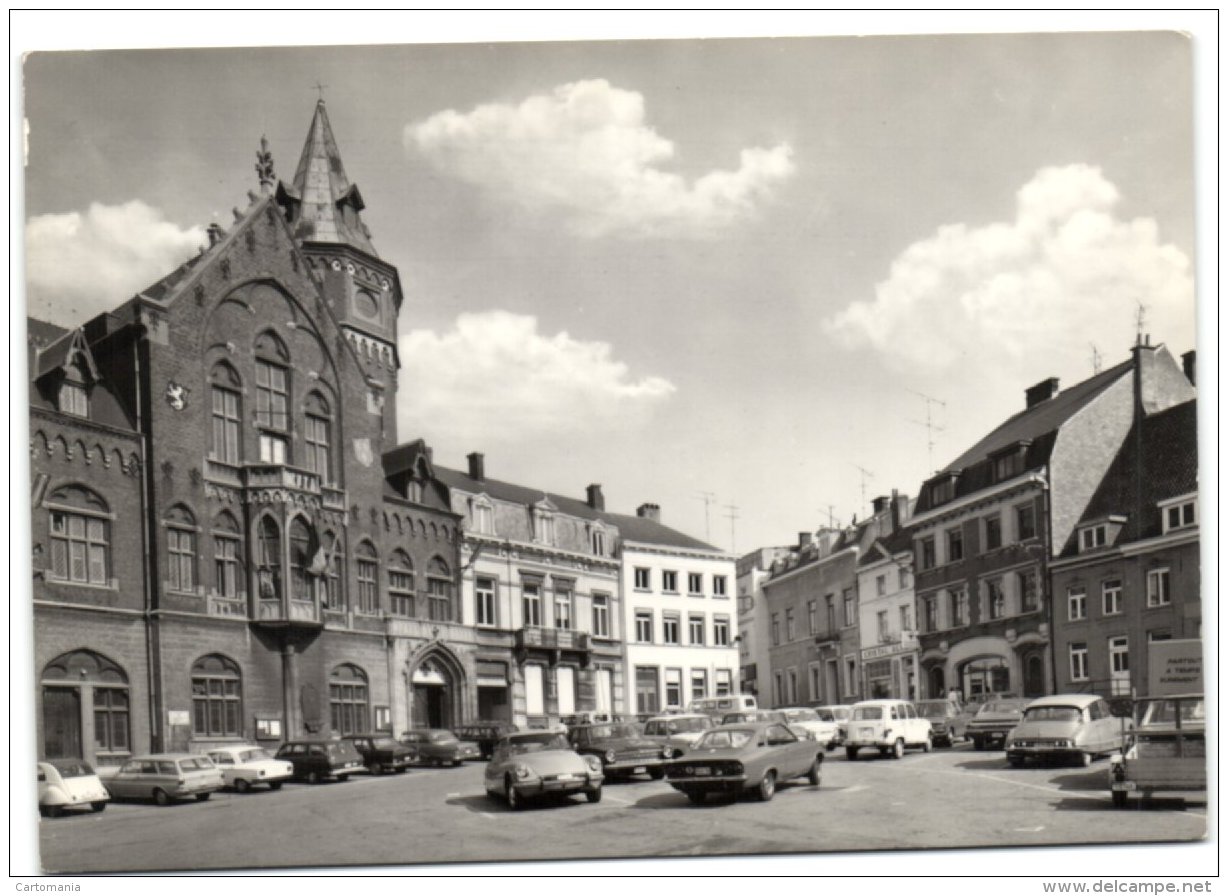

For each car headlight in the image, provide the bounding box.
[604,750,616,763]
[513,764,533,780]
[584,755,602,773]
[661,747,673,759]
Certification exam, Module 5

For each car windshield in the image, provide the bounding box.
[784,709,819,722]
[696,729,754,750]
[237,748,273,762]
[328,743,358,759]
[373,737,401,749]
[1024,706,1081,722]
[852,706,883,720]
[507,734,570,755]
[52,761,95,777]
[979,701,1023,714]
[722,713,752,724]
[814,709,836,722]
[915,701,950,716]
[672,717,711,733]
[1140,698,1205,726]
[587,724,638,739]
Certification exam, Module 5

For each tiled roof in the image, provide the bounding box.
[27,317,68,349]
[597,510,720,553]
[1061,399,1199,553]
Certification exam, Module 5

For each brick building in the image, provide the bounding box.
[30,100,470,765]
[910,341,1196,703]
[735,545,792,701]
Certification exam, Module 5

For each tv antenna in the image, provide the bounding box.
[907,388,947,473]
[1090,343,1103,375]
[851,463,874,514]
[723,503,740,554]
[694,491,716,542]
[821,505,840,529]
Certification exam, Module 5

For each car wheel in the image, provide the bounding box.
[195,793,211,802]
[40,805,60,818]
[153,788,171,807]
[452,760,462,767]
[586,787,602,803]
[1008,755,1025,769]
[757,770,777,802]
[892,738,905,760]
[922,734,933,753]
[306,771,320,785]
[1079,752,1092,768]
[649,767,666,780]
[91,801,107,813]
[845,747,858,762]
[807,758,821,787]
[505,776,523,811]
[269,781,283,791]
[1112,790,1128,808]
[686,791,706,805]
[234,778,251,794]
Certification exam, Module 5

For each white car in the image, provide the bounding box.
[206,745,294,793]
[642,714,715,756]
[844,699,933,760]
[779,708,841,749]
[38,759,110,817]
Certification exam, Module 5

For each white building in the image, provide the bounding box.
[856,495,918,700]
[612,504,739,717]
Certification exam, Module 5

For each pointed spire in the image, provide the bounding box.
[255,135,275,194]
[284,99,378,256]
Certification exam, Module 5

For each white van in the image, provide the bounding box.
[687,695,758,719]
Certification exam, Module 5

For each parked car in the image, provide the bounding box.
[1109,694,1205,807]
[1005,694,1134,768]
[642,713,715,757]
[401,729,482,766]
[664,721,823,804]
[99,753,224,805]
[965,697,1030,750]
[274,738,364,783]
[813,705,853,744]
[38,759,110,817]
[560,711,614,728]
[342,733,415,775]
[779,707,841,749]
[687,695,758,719]
[566,721,671,779]
[455,721,518,760]
[844,699,933,760]
[205,745,294,792]
[484,729,603,810]
[915,699,971,747]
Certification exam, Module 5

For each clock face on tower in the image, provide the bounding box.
[354,289,380,321]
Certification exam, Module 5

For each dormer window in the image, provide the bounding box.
[1080,525,1107,551]
[470,496,494,535]
[990,441,1031,483]
[58,381,89,417]
[590,525,606,556]
[1159,494,1197,534]
[928,473,958,507]
[532,503,555,545]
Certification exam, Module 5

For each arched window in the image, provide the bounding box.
[46,485,110,586]
[426,556,452,622]
[42,650,129,760]
[212,511,243,599]
[164,505,197,593]
[470,496,494,535]
[303,392,332,484]
[389,550,414,617]
[256,516,281,602]
[254,330,290,462]
[329,664,368,736]
[320,530,342,610]
[355,541,379,615]
[191,654,242,738]
[209,362,242,465]
[288,518,316,603]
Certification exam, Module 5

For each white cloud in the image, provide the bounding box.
[406,79,794,238]
[823,165,1196,377]
[25,201,205,325]
[398,310,674,446]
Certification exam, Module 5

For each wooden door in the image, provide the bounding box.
[43,687,81,759]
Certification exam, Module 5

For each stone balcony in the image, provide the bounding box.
[254,598,321,629]
[515,626,592,666]
[203,459,346,512]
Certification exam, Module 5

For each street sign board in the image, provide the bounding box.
[1147,638,1202,696]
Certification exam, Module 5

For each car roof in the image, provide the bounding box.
[851,699,912,707]
[127,753,205,760]
[645,713,708,722]
[1025,694,1101,708]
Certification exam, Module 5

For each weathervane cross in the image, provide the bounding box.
[314,81,327,101]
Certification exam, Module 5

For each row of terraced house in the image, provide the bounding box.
[739,339,1199,710]
[27,101,738,769]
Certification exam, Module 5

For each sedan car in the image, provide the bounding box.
[455,721,518,760]
[965,698,1030,750]
[915,699,971,747]
[38,760,110,817]
[813,705,852,744]
[401,729,483,766]
[206,745,294,792]
[779,707,841,750]
[100,753,224,805]
[1006,694,1133,768]
[484,730,603,810]
[342,733,415,775]
[641,713,714,757]
[664,722,823,804]
[275,739,365,783]
[1110,694,1205,808]
[567,722,671,779]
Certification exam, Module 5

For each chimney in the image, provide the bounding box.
[207,223,225,246]
[1025,377,1060,409]
[467,452,485,481]
[1182,350,1196,386]
[871,495,891,515]
[636,503,660,522]
[586,484,605,511]
[798,532,813,549]
[891,490,909,532]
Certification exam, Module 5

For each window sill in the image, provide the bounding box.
[43,578,118,591]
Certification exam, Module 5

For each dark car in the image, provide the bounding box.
[342,733,415,775]
[566,722,670,779]
[274,739,365,783]
[965,698,1030,750]
[915,699,972,747]
[664,721,823,804]
[401,729,482,766]
[455,721,518,760]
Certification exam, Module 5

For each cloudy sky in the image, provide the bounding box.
[18,16,1206,556]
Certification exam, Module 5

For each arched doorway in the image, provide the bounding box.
[961,656,1011,701]
[409,648,466,730]
[41,649,130,763]
[926,664,945,700]
[1022,651,1046,698]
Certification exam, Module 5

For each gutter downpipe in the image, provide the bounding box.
[134,325,161,752]
[1040,470,1057,697]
